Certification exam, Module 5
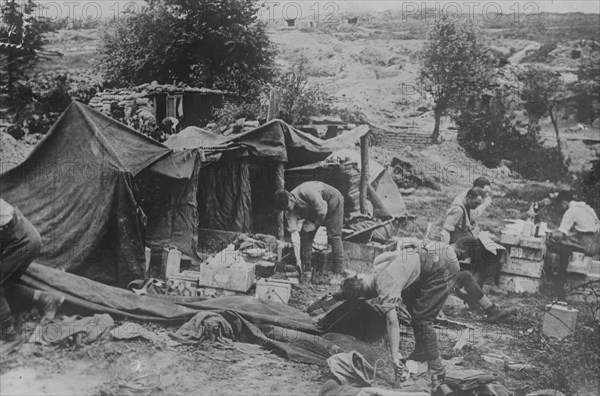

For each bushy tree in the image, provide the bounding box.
[101,0,277,95]
[456,90,568,181]
[0,0,52,109]
[573,51,600,123]
[419,16,492,143]
[277,56,333,125]
[5,70,103,138]
[212,57,334,127]
[519,65,565,157]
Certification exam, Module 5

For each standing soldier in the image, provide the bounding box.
[276,182,345,285]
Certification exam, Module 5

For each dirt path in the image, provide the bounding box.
[1,339,324,395]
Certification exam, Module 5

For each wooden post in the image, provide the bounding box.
[267,88,282,122]
[275,164,285,240]
[360,133,370,214]
[267,88,285,240]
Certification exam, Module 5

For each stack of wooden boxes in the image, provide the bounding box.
[565,252,600,302]
[499,220,548,294]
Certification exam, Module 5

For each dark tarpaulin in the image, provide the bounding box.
[21,263,393,379]
[197,159,252,233]
[142,155,202,258]
[165,120,340,167]
[164,126,231,149]
[0,102,178,287]
[227,119,333,167]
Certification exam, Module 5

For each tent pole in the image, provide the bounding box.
[267,87,285,241]
[275,163,285,240]
[360,133,370,214]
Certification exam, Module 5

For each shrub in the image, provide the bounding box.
[5,70,103,137]
[277,57,334,125]
[456,92,569,181]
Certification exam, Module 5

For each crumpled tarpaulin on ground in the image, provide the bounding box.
[20,263,391,369]
[319,379,430,396]
[169,311,234,344]
[30,313,114,345]
[327,351,377,387]
[111,322,166,343]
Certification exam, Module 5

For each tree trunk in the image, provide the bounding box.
[431,106,443,144]
[6,47,14,100]
[548,106,562,159]
[527,113,541,136]
[360,134,370,214]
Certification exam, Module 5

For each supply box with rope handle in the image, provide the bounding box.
[255,278,293,304]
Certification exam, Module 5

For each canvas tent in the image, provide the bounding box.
[144,120,365,258]
[144,122,409,261]
[1,101,401,287]
[0,102,191,287]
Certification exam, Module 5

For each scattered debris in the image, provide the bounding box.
[169,312,234,345]
[505,363,534,372]
[390,156,440,190]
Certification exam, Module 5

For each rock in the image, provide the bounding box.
[505,363,534,372]
[482,354,505,367]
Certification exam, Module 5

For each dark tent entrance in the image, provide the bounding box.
[196,158,282,236]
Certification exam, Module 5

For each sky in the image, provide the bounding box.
[350,1,600,14]
[29,0,600,22]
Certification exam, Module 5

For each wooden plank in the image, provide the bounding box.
[360,134,370,214]
[342,218,396,242]
[267,88,284,241]
[275,163,285,240]
[267,88,282,121]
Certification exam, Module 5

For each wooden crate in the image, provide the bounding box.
[343,241,396,273]
[499,274,540,294]
[256,278,293,304]
[509,246,545,262]
[199,259,255,292]
[542,303,579,339]
[502,257,545,278]
[500,232,521,246]
[518,236,546,250]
